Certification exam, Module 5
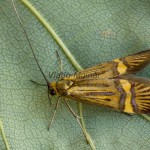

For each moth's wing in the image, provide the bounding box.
[66,78,122,111]
[65,77,150,114]
[63,49,150,80]
[115,49,150,75]
[63,61,117,80]
[120,75,150,114]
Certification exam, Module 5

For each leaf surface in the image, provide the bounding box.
[1,0,150,149]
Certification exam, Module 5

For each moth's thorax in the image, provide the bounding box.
[56,80,74,96]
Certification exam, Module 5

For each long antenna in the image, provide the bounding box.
[11,0,49,84]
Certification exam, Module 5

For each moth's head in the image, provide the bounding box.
[48,82,57,96]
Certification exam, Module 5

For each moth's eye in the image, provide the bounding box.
[50,89,56,96]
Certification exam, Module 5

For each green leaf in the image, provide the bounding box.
[1,0,150,149]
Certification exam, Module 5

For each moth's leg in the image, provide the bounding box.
[47,96,60,130]
[49,51,62,80]
[47,88,52,106]
[55,51,63,78]
[64,99,90,143]
[30,80,47,86]
[49,72,51,79]
[64,99,81,119]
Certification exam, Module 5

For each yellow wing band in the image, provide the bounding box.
[113,59,127,75]
[120,80,134,113]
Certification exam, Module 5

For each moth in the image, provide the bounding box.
[50,50,150,114]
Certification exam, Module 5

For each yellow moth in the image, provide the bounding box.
[50,50,150,114]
